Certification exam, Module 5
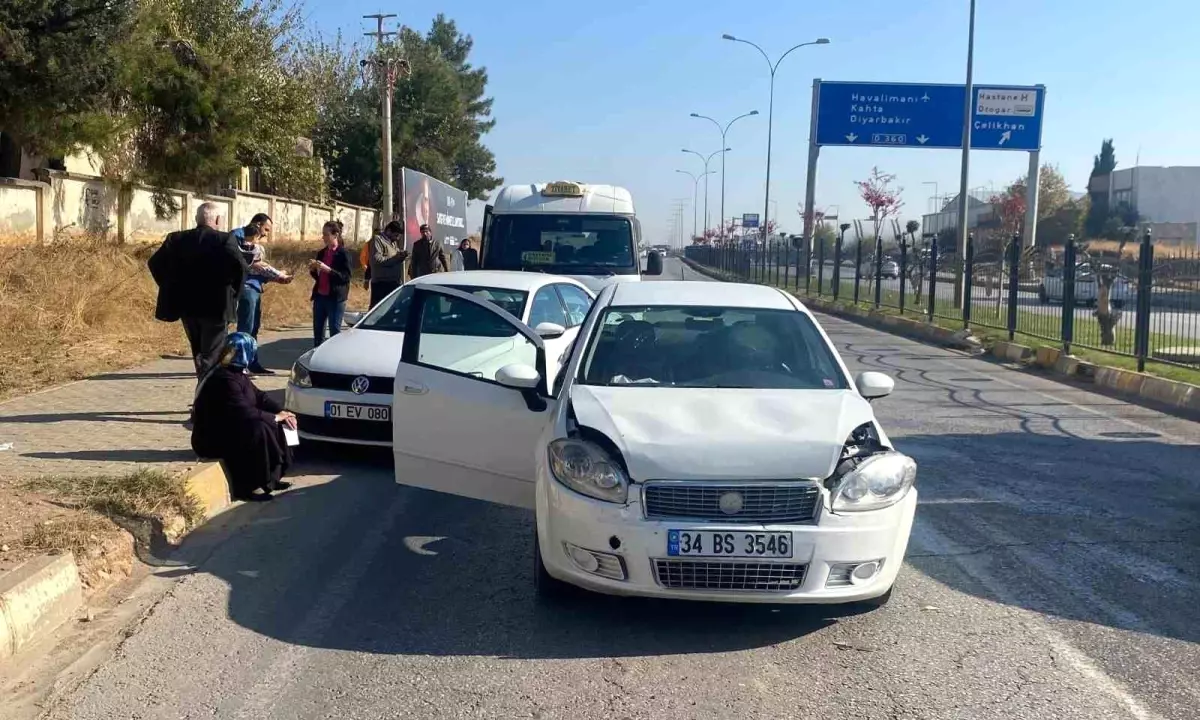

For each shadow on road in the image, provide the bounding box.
[162,443,842,659]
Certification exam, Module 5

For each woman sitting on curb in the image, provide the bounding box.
[191,332,296,502]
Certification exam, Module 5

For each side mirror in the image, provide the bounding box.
[646,251,663,276]
[495,363,541,390]
[855,371,894,400]
[343,311,364,327]
[534,322,566,339]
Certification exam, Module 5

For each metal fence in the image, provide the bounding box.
[684,230,1200,372]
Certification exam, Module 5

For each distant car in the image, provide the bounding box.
[286,271,595,446]
[860,260,900,279]
[1038,263,1133,307]
[389,280,917,607]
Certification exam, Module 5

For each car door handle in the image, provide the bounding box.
[401,382,427,395]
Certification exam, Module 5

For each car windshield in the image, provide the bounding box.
[579,305,849,389]
[358,285,528,331]
[484,214,637,273]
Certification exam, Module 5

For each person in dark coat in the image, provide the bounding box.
[458,237,479,270]
[309,220,353,346]
[191,333,295,502]
[408,224,449,279]
[149,202,247,380]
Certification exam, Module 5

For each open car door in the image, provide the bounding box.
[392,284,554,509]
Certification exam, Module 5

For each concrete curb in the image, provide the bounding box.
[0,462,231,664]
[0,555,83,660]
[182,461,232,518]
[682,257,1200,417]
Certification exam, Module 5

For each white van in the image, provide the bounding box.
[480,181,663,293]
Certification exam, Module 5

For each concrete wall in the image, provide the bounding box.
[0,173,376,246]
[275,200,305,242]
[1103,166,1200,247]
[0,180,43,244]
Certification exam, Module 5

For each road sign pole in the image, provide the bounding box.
[1024,148,1040,248]
[953,0,977,310]
[803,80,821,252]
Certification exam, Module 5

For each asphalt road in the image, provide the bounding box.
[39,258,1200,719]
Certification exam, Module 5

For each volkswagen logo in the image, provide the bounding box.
[349,376,370,395]
[718,491,744,515]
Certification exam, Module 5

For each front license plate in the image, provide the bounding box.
[667,530,792,558]
[324,402,390,422]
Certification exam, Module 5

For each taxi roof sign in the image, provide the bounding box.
[542,181,585,197]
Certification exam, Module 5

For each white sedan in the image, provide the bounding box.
[390,280,917,606]
[285,271,595,446]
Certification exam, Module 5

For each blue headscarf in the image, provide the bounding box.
[224,332,258,370]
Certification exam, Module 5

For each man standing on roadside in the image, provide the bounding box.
[368,220,409,307]
[231,214,292,374]
[149,202,247,382]
[408,223,449,280]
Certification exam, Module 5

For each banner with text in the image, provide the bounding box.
[401,168,469,249]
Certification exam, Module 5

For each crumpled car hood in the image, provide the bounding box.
[567,385,878,481]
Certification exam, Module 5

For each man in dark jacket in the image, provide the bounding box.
[368,220,409,307]
[149,202,247,379]
[408,223,449,279]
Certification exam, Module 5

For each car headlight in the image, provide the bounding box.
[289,356,313,388]
[547,438,629,504]
[830,451,917,512]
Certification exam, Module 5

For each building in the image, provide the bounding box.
[1089,166,1200,246]
[920,191,998,240]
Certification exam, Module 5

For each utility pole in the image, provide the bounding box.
[363,14,402,225]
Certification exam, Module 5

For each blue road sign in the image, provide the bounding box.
[814,81,1043,151]
[742,213,760,229]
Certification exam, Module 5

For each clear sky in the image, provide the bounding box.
[308,0,1199,242]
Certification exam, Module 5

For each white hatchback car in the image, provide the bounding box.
[285,271,594,446]
[391,280,917,606]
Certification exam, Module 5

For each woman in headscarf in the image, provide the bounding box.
[191,332,296,502]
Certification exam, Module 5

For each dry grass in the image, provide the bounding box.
[20,512,122,558]
[0,236,368,401]
[24,467,208,530]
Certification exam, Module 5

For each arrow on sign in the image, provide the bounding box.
[916,135,929,144]
[845,133,858,143]
[999,130,1011,146]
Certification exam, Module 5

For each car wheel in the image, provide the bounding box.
[534,531,571,601]
[1037,286,1049,304]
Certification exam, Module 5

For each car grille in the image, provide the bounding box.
[308,371,395,395]
[643,482,820,524]
[296,414,392,443]
[653,560,808,592]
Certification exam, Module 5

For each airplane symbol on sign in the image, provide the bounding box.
[999,130,1012,146]
[845,133,858,143]
[921,93,930,102]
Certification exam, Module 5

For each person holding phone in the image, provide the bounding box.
[309,220,352,346]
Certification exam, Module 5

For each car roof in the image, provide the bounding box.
[408,270,590,294]
[491,183,634,215]
[607,281,796,310]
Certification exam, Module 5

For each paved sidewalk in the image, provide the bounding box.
[0,331,309,481]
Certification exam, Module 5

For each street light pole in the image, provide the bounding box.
[953,0,977,307]
[676,169,715,242]
[363,14,398,222]
[691,111,759,241]
[723,35,829,246]
[683,147,729,237]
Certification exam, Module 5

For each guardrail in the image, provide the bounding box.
[685,231,1200,372]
